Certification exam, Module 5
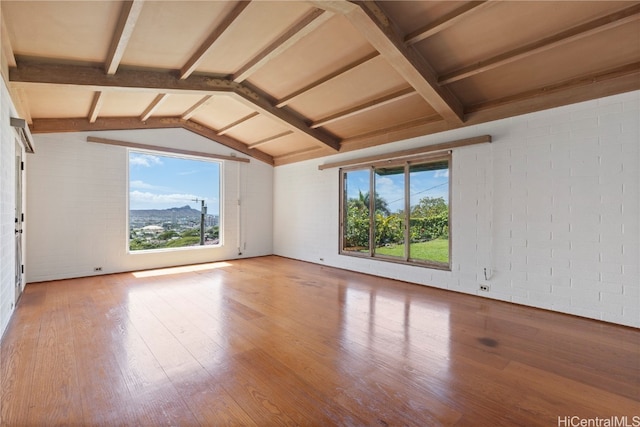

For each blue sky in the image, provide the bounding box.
[129,151,220,213]
[346,167,449,213]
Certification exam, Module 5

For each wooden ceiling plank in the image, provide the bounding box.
[181,95,213,120]
[140,93,169,121]
[28,116,274,165]
[12,87,32,124]
[439,4,640,85]
[319,135,491,170]
[247,130,293,149]
[466,61,640,116]
[10,60,340,151]
[231,87,340,151]
[315,1,464,124]
[180,1,251,79]
[105,0,144,75]
[183,119,274,164]
[1,13,17,68]
[88,91,105,123]
[232,8,332,83]
[311,87,415,128]
[404,1,491,45]
[276,51,379,108]
[217,111,259,135]
[344,117,454,153]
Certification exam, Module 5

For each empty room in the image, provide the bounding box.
[1,1,639,425]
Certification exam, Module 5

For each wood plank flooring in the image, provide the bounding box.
[1,256,638,426]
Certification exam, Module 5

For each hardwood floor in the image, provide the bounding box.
[1,256,638,426]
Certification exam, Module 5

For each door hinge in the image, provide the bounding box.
[21,213,24,222]
[21,265,24,274]
[21,161,24,171]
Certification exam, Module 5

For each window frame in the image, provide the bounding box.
[127,148,223,254]
[339,153,451,271]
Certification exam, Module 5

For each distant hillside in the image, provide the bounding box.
[131,205,201,220]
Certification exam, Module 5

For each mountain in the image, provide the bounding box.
[130,205,201,219]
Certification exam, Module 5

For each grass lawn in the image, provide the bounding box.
[375,238,449,263]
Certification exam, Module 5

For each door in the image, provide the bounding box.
[15,139,23,304]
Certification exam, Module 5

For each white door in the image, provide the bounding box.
[15,139,23,304]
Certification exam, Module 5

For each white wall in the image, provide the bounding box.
[274,91,640,328]
[26,128,273,282]
[0,78,27,337]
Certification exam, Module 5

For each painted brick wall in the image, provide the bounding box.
[274,90,640,328]
[0,78,16,337]
[26,128,273,282]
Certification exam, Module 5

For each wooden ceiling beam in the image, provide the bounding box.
[105,0,144,75]
[439,3,640,85]
[247,131,293,149]
[180,1,251,79]
[315,1,464,124]
[217,111,259,135]
[87,136,250,163]
[404,1,492,45]
[233,8,332,83]
[9,60,340,151]
[232,83,340,150]
[88,91,105,123]
[311,87,415,128]
[140,93,169,121]
[181,95,213,120]
[465,61,640,120]
[276,51,379,108]
[28,116,274,165]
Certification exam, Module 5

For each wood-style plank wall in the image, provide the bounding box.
[1,256,638,425]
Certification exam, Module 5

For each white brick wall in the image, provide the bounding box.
[274,90,640,328]
[1,79,13,336]
[0,77,23,338]
[26,128,273,282]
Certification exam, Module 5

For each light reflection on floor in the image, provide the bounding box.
[131,261,233,278]
[340,286,451,375]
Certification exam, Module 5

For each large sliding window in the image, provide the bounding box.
[128,150,221,252]
[340,155,450,269]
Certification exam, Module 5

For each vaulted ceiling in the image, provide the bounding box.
[1,1,639,165]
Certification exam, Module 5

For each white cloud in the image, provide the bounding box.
[434,169,449,178]
[130,180,155,189]
[130,154,163,167]
[375,175,404,211]
[177,170,199,176]
[130,191,201,206]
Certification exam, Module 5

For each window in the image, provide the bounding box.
[340,155,450,269]
[128,150,221,252]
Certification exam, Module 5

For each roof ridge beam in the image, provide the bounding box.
[10,60,340,151]
[314,1,464,124]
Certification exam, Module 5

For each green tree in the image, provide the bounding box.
[411,196,447,217]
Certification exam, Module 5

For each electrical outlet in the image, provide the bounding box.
[479,284,490,292]
[94,267,102,272]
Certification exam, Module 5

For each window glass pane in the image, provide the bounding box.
[129,151,221,252]
[408,161,449,263]
[373,166,405,259]
[343,169,370,253]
